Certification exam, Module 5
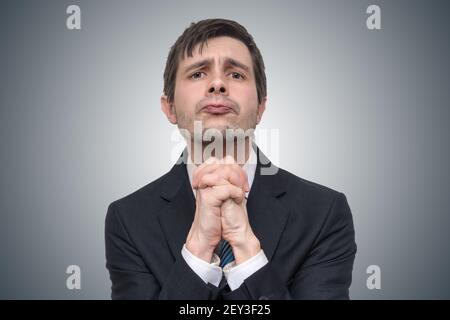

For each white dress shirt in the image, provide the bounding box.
[181,146,268,290]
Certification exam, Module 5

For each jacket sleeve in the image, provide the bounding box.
[105,202,222,300]
[222,192,357,300]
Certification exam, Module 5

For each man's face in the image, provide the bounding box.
[162,36,266,137]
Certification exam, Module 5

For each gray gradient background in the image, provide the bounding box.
[1,0,449,299]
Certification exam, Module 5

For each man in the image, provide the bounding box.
[105,18,357,300]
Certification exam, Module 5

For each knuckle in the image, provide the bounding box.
[198,175,210,186]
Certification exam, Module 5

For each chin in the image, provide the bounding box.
[202,126,228,138]
[203,121,234,132]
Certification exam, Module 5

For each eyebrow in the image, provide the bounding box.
[183,57,251,75]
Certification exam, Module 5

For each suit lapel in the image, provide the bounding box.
[157,151,196,260]
[246,148,290,262]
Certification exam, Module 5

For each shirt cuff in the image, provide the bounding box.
[223,250,268,291]
[181,244,223,287]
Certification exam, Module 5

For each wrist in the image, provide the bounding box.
[231,233,261,265]
[186,232,216,263]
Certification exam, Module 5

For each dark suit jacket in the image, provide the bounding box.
[105,147,357,300]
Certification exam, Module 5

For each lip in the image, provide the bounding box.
[202,104,233,114]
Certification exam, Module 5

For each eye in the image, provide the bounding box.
[190,71,205,80]
[230,72,244,80]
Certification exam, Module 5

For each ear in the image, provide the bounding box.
[256,96,267,125]
[160,95,177,124]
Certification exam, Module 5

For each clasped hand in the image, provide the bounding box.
[186,156,261,265]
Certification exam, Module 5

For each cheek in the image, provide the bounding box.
[234,85,259,113]
[174,81,201,106]
[173,89,190,111]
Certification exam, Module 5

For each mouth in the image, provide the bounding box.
[201,104,234,115]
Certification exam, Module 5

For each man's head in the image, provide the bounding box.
[161,18,267,137]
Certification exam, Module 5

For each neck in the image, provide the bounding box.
[187,137,252,166]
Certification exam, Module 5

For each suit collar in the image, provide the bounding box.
[157,146,290,263]
[246,148,289,261]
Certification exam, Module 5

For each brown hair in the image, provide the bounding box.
[163,18,267,104]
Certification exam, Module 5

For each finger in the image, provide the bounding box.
[223,155,236,165]
[196,172,229,189]
[192,158,219,188]
[195,164,248,191]
[204,156,219,165]
[195,161,249,190]
[231,164,250,192]
[212,184,245,204]
[209,171,248,193]
[193,163,226,188]
[193,163,216,188]
[226,184,246,204]
[219,165,249,192]
[218,163,249,192]
[193,159,250,192]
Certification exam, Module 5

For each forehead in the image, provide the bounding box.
[179,36,253,69]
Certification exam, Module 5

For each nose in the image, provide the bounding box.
[208,86,226,94]
[207,75,228,96]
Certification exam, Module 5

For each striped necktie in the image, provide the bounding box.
[218,239,235,268]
